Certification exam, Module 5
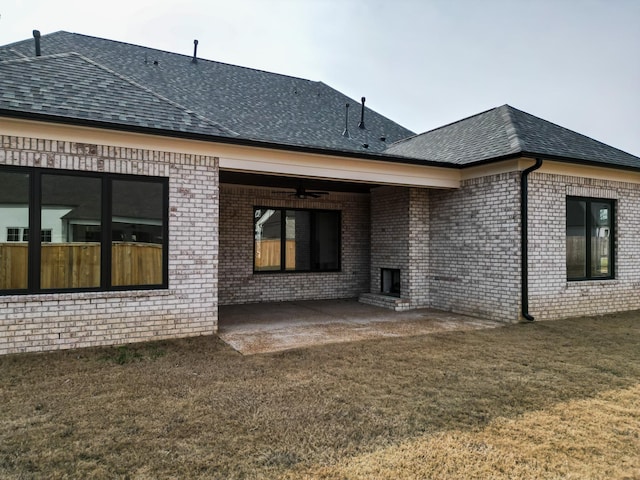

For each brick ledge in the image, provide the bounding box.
[358,293,411,312]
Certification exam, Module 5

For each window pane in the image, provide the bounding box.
[111,180,164,286]
[255,209,281,271]
[7,228,20,242]
[590,202,611,278]
[314,211,340,270]
[41,229,52,243]
[286,210,311,271]
[0,171,29,290]
[41,174,102,289]
[566,199,586,279]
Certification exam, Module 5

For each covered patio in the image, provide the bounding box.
[218,298,504,354]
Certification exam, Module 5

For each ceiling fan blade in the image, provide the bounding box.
[270,187,330,198]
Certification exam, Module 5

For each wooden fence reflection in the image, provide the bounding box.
[0,242,162,290]
[254,239,296,270]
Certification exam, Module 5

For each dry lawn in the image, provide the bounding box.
[1,311,639,479]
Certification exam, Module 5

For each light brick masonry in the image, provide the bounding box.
[0,135,219,354]
[364,186,430,311]
[429,172,522,322]
[527,172,640,319]
[218,184,370,304]
[3,135,639,356]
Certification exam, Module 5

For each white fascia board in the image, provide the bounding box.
[1,117,460,189]
[219,153,460,189]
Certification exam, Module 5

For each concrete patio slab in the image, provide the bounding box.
[218,298,504,354]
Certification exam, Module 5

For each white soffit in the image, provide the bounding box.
[219,153,460,189]
[1,118,460,189]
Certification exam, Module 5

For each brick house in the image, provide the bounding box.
[1,31,639,354]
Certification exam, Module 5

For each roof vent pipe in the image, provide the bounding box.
[358,97,366,129]
[342,103,350,138]
[32,30,41,57]
[192,39,198,64]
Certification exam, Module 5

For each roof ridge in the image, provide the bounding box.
[386,105,501,149]
[73,52,240,137]
[498,104,525,153]
[0,51,77,65]
[7,48,29,60]
[506,104,640,160]
[0,52,239,137]
[1,50,238,136]
[45,31,322,85]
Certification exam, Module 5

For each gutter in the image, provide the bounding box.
[520,157,543,321]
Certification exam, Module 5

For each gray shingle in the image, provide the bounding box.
[0,53,235,136]
[0,31,413,154]
[385,105,640,169]
[2,32,638,170]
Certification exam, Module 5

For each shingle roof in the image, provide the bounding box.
[0,53,235,136]
[1,32,639,171]
[0,31,413,154]
[385,105,640,169]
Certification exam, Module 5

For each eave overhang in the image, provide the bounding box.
[0,112,461,189]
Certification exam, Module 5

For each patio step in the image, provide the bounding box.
[358,293,412,312]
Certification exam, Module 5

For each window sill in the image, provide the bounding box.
[566,279,618,288]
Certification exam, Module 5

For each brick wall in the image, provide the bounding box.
[429,172,522,322]
[218,184,370,304]
[0,135,219,354]
[408,188,430,307]
[528,173,640,319]
[369,186,430,308]
[370,187,409,296]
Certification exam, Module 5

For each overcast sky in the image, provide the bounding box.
[2,0,639,156]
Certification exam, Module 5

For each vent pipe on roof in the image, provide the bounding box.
[358,97,366,129]
[342,103,350,138]
[32,30,41,57]
[192,39,198,64]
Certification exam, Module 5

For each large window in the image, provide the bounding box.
[566,197,614,281]
[254,207,340,273]
[0,167,168,294]
[41,174,102,289]
[0,171,30,290]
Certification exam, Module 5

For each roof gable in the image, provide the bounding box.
[385,105,640,169]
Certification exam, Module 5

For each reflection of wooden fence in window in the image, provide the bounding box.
[254,240,296,270]
[40,242,101,288]
[111,242,163,286]
[566,237,609,276]
[0,243,162,290]
[0,243,28,290]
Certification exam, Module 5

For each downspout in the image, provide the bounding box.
[520,157,543,321]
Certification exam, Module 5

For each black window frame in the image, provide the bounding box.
[40,229,52,243]
[0,165,169,295]
[6,227,21,242]
[21,228,51,242]
[253,206,341,273]
[566,196,615,281]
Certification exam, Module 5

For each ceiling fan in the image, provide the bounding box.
[272,185,330,199]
